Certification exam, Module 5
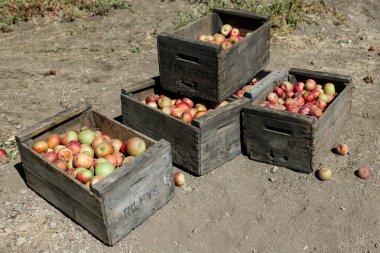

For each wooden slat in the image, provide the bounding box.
[213,7,270,21]
[121,77,157,95]
[175,13,218,38]
[23,165,110,245]
[16,104,92,143]
[289,68,352,83]
[121,93,201,174]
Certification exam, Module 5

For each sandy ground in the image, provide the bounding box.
[1,0,380,252]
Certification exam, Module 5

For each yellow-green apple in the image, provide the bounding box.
[61,130,78,146]
[76,169,93,184]
[221,24,232,36]
[78,129,96,145]
[33,141,48,153]
[126,137,146,157]
[95,142,113,158]
[221,41,233,50]
[195,103,207,111]
[94,158,108,166]
[213,33,226,45]
[91,136,106,149]
[324,83,336,95]
[95,162,115,177]
[158,97,172,109]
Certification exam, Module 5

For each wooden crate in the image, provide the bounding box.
[15,104,175,246]
[121,77,250,176]
[242,68,353,173]
[157,8,270,103]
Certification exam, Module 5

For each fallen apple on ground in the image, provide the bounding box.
[173,172,185,186]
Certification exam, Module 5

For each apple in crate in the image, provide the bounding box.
[92,136,106,149]
[67,140,81,155]
[122,156,134,165]
[74,152,94,169]
[80,144,94,157]
[78,129,96,145]
[229,28,240,37]
[47,133,61,149]
[61,130,78,146]
[44,152,58,163]
[221,24,232,36]
[33,141,48,153]
[126,137,146,157]
[57,148,73,161]
[76,169,93,184]
[95,142,113,158]
[158,97,172,109]
[90,175,104,187]
[145,94,159,103]
[53,159,68,171]
[221,41,233,50]
[195,104,207,112]
[95,162,115,178]
[213,33,226,45]
[110,139,123,153]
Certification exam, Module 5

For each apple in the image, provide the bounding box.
[310,106,323,118]
[54,145,66,153]
[47,134,61,149]
[103,135,111,142]
[147,102,158,108]
[44,152,58,163]
[180,111,193,123]
[126,137,146,157]
[216,101,229,108]
[197,35,209,41]
[157,97,172,109]
[161,107,172,115]
[80,144,94,157]
[280,81,294,92]
[195,103,207,111]
[274,87,285,98]
[110,139,123,153]
[251,78,258,85]
[221,41,233,50]
[266,93,278,104]
[72,167,86,177]
[76,169,93,184]
[285,98,297,107]
[145,94,159,103]
[242,84,254,92]
[67,156,74,169]
[208,40,219,46]
[91,136,106,149]
[213,33,226,45]
[57,148,73,161]
[66,168,74,176]
[324,83,336,95]
[356,167,371,180]
[33,141,48,153]
[311,89,321,98]
[298,106,311,115]
[318,94,329,103]
[235,90,244,97]
[221,24,232,36]
[286,106,299,113]
[61,130,78,146]
[171,108,186,119]
[95,162,115,177]
[316,99,327,110]
[90,175,104,187]
[122,156,134,165]
[303,92,315,102]
[173,172,185,186]
[193,110,207,119]
[176,102,190,110]
[53,159,68,171]
[0,148,7,158]
[186,108,197,117]
[317,167,332,181]
[95,142,113,158]
[113,152,124,166]
[104,154,118,167]
[47,148,54,153]
[228,35,240,44]
[120,141,128,155]
[94,130,102,138]
[180,98,193,109]
[305,79,317,91]
[295,97,305,107]
[336,144,348,155]
[277,98,285,105]
[74,152,94,169]
[326,94,334,103]
[94,157,108,166]
[78,129,96,145]
[67,140,81,155]
[286,91,295,98]
[228,28,240,37]
[260,101,270,107]
[295,82,305,92]
[174,99,182,106]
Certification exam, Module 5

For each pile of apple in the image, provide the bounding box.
[32,128,147,188]
[260,79,338,118]
[197,24,246,50]
[142,94,229,124]
[234,78,259,97]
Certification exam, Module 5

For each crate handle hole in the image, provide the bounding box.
[263,125,292,137]
[176,53,200,64]
[177,78,198,91]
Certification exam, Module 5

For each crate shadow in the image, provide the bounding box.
[14,162,27,184]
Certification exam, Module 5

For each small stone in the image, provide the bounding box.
[224,212,230,217]
[6,117,12,122]
[19,190,27,194]
[270,166,278,173]
[102,87,106,91]
[111,110,115,113]
[304,244,309,250]
[51,233,57,239]
[79,98,85,103]
[192,229,197,234]
[369,46,379,52]
[16,237,26,246]
[211,170,216,175]
[15,125,22,129]
[375,243,378,248]
[269,177,276,183]
[244,235,248,240]
[340,207,346,211]
[49,222,57,229]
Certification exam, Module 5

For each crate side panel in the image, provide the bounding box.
[121,94,201,174]
[243,111,313,173]
[24,165,110,245]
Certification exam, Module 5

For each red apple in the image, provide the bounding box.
[182,98,194,108]
[305,79,317,91]
[113,152,124,166]
[53,159,68,171]
[74,152,94,169]
[356,167,371,180]
[0,148,7,158]
[280,81,294,92]
[76,169,93,184]
[47,134,61,149]
[120,141,128,155]
[67,140,81,155]
[274,87,285,98]
[126,137,146,157]
[221,41,233,50]
[176,102,190,110]
[110,139,123,153]
[221,24,232,36]
[186,108,197,116]
[286,91,295,98]
[228,28,240,37]
[326,94,334,103]
[171,108,186,119]
[267,93,278,104]
[285,98,297,107]
[295,82,305,92]
[286,106,299,113]
[303,92,315,102]
[298,106,311,115]
[310,106,323,118]
[193,110,207,119]
[235,90,245,97]
[44,152,58,163]
[158,97,172,109]
[295,97,305,107]
[336,144,348,155]
[311,90,321,98]
[95,142,113,158]
[228,35,240,44]
[103,135,111,142]
[61,130,78,146]
[145,94,159,103]
[316,99,327,110]
[104,154,118,167]
[173,172,185,186]
[33,141,48,153]
[174,99,182,106]
[242,84,254,92]
[180,111,193,123]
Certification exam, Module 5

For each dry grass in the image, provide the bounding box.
[0,131,19,165]
[0,0,133,32]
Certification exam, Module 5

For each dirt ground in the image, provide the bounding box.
[1,0,380,252]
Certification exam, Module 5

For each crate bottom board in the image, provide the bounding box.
[22,164,174,246]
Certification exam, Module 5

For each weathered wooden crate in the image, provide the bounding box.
[121,77,250,176]
[15,104,174,246]
[157,8,270,103]
[242,68,353,173]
